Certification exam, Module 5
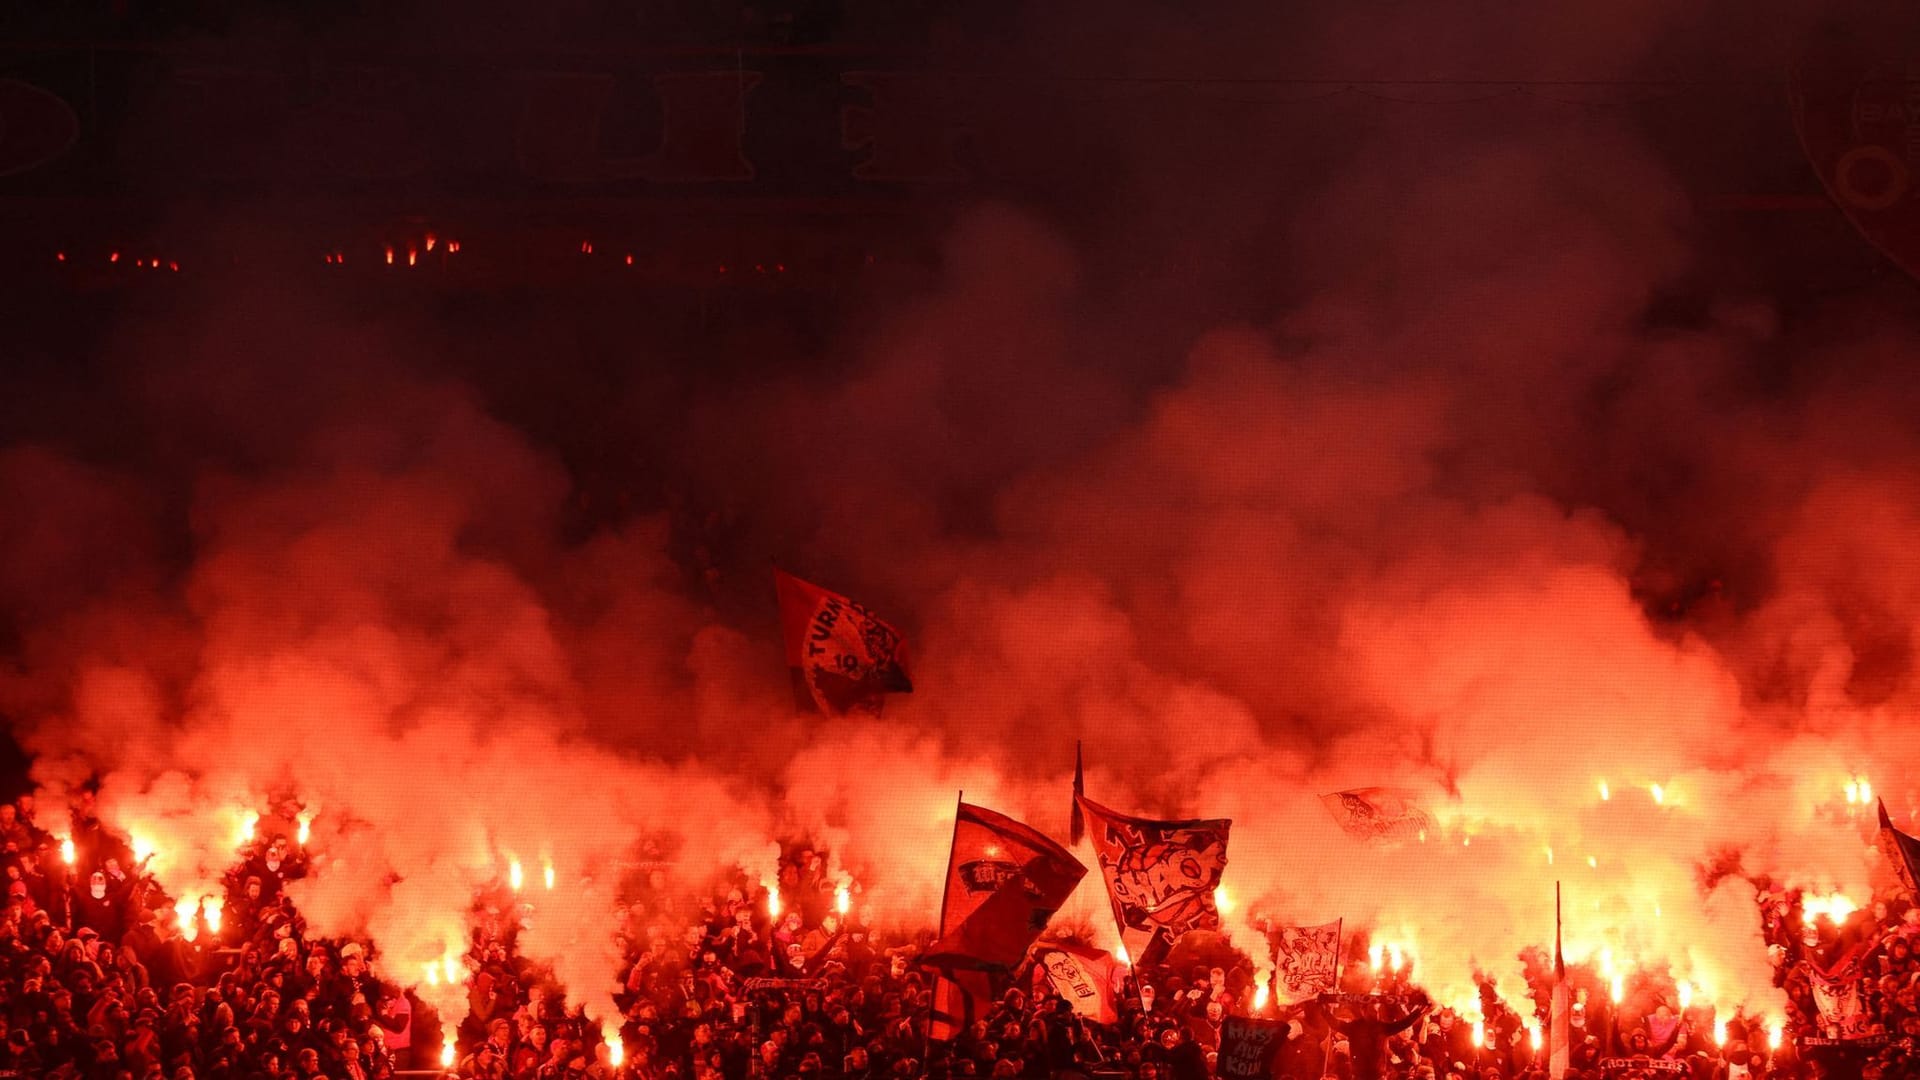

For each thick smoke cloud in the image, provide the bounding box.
[0,0,1915,1038]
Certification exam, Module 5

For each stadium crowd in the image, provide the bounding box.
[0,794,1916,1080]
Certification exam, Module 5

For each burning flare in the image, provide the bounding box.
[296,813,313,846]
[1213,886,1233,914]
[509,858,524,892]
[441,1042,456,1070]
[835,885,851,916]
[203,895,224,936]
[544,862,555,890]
[238,810,258,846]
[60,836,74,864]
[767,886,782,919]
[174,898,199,942]
[607,1030,625,1068]
[1254,982,1270,1012]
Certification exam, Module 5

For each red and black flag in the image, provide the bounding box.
[1878,800,1920,897]
[924,802,1087,972]
[773,568,913,716]
[1076,794,1231,968]
[930,968,996,1042]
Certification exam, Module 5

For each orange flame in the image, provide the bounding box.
[442,1042,456,1069]
[835,886,851,915]
[60,837,74,864]
[174,898,199,942]
[767,887,782,919]
[296,813,312,846]
[1254,982,1270,1011]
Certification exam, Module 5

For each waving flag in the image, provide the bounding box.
[930,968,996,1042]
[924,802,1087,971]
[1878,799,1920,896]
[1320,788,1432,842]
[1030,941,1124,1025]
[1217,1016,1289,1080]
[1076,794,1230,967]
[1270,920,1341,1003]
[773,568,913,716]
[1808,958,1884,1042]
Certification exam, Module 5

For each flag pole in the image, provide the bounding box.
[1321,919,1344,1080]
[925,790,964,1068]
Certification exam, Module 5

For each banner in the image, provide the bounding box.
[1790,25,1920,285]
[773,569,913,716]
[1217,1015,1288,1080]
[1270,921,1341,1002]
[1879,800,1920,896]
[1808,963,1885,1043]
[1076,795,1231,967]
[1598,1059,1687,1077]
[924,803,1086,971]
[1030,941,1124,1025]
[1320,789,1432,842]
[930,968,996,1042]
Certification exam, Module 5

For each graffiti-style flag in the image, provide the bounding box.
[1269,921,1341,1003]
[773,569,913,716]
[1076,794,1231,968]
[1320,788,1432,842]
[1216,1016,1288,1080]
[1808,959,1885,1042]
[930,968,996,1042]
[1029,940,1124,1025]
[924,803,1087,971]
[1878,800,1920,896]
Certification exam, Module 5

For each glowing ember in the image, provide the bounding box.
[835,885,851,915]
[60,837,74,864]
[509,858,524,891]
[544,862,555,890]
